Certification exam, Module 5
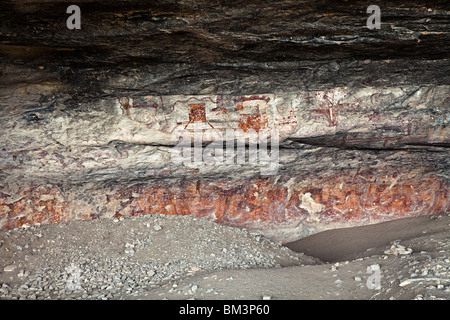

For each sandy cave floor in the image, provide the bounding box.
[0,213,449,300]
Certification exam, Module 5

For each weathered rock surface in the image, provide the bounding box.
[0,0,448,242]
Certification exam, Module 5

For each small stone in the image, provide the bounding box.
[4,265,16,272]
[262,295,271,300]
[369,264,380,271]
[354,276,362,282]
[153,224,162,231]
[384,242,413,255]
[191,285,198,293]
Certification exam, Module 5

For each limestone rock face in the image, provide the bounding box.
[0,0,448,242]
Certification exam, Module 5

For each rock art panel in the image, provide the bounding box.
[1,168,447,242]
[0,87,448,241]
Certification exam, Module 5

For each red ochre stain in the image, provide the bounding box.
[117,97,159,117]
[1,174,448,231]
[188,103,207,122]
[0,185,68,229]
[117,97,132,115]
[238,113,268,132]
[234,95,270,111]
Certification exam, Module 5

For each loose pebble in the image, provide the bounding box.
[4,265,16,272]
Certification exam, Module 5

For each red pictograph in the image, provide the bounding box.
[184,103,215,129]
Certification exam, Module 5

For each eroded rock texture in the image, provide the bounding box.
[0,0,449,241]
